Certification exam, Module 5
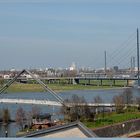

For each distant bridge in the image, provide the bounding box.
[5,76,138,81]
[3,76,138,86]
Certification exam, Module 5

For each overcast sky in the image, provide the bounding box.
[0,0,140,70]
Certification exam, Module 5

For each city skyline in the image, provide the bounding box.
[0,0,140,69]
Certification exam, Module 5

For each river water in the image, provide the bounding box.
[0,88,140,137]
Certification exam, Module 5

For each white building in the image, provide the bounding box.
[21,74,39,79]
[3,75,10,79]
[69,62,76,71]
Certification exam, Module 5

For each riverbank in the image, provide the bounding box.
[0,83,129,93]
[16,112,140,138]
[83,112,140,129]
[92,118,140,137]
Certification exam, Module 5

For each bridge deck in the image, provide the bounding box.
[0,98,139,107]
[3,77,138,80]
[0,98,62,106]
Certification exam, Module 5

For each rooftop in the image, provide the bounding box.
[21,121,97,138]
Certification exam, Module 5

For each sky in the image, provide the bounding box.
[0,0,140,70]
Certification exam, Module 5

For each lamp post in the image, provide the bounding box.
[122,123,125,135]
[137,28,140,86]
[5,130,8,137]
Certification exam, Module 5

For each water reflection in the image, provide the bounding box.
[0,123,19,137]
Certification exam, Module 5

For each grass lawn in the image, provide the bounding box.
[0,83,124,93]
[6,83,44,92]
[83,112,140,128]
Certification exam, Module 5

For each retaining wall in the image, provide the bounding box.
[93,118,140,137]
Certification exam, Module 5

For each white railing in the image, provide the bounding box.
[0,98,139,107]
[0,98,62,106]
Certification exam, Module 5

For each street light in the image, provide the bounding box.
[5,130,8,137]
[122,123,125,135]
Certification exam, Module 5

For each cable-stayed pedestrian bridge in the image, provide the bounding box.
[0,98,139,108]
[0,98,62,106]
[0,69,66,106]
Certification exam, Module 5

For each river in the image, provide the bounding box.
[0,87,140,137]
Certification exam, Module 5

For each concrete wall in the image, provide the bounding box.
[93,119,140,137]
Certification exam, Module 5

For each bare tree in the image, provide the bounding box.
[113,95,124,113]
[84,105,96,121]
[0,109,2,122]
[2,108,10,124]
[16,107,26,130]
[68,95,84,121]
[94,96,103,103]
[93,96,105,118]
[25,106,41,129]
[63,70,77,77]
[122,88,133,105]
[61,98,71,121]
[26,111,33,129]
[62,94,95,122]
[31,106,41,118]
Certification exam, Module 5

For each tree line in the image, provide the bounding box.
[0,106,41,131]
[62,88,140,122]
